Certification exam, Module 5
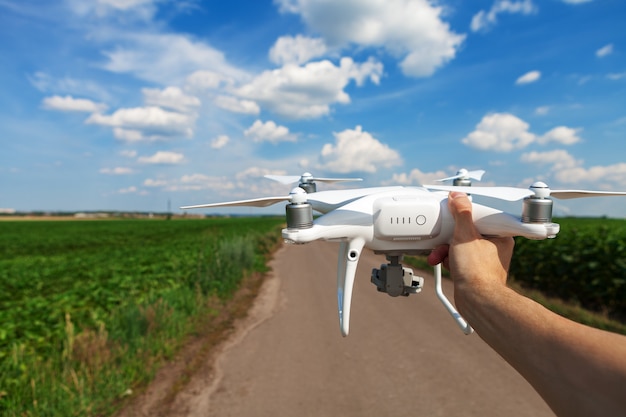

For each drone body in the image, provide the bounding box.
[182,171,626,337]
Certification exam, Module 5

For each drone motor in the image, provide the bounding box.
[521,182,553,223]
[285,187,313,229]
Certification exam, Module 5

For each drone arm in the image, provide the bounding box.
[471,203,560,239]
[337,238,365,337]
[434,263,473,335]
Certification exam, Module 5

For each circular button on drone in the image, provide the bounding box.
[416,215,426,225]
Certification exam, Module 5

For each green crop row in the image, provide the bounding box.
[0,217,283,416]
[509,217,626,321]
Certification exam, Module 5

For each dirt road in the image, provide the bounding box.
[167,242,554,416]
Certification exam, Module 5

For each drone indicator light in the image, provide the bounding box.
[373,196,442,240]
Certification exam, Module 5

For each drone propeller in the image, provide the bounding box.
[265,172,362,192]
[436,168,486,183]
[425,181,626,202]
[424,184,533,201]
[180,187,307,209]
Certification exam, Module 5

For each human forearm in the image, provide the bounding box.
[456,283,626,417]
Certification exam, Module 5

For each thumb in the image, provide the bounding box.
[448,192,481,244]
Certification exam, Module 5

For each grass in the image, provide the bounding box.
[0,217,283,416]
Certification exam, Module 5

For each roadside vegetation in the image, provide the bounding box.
[0,217,283,416]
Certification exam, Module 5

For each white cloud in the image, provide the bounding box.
[244,120,297,143]
[138,151,185,164]
[143,174,235,192]
[42,95,108,113]
[607,72,626,80]
[269,35,328,65]
[515,70,541,85]
[462,113,583,152]
[185,70,233,90]
[521,149,626,186]
[538,126,582,145]
[86,106,195,141]
[100,32,249,86]
[66,0,159,19]
[31,73,112,102]
[142,86,201,113]
[462,113,535,152]
[535,106,550,115]
[596,43,614,58]
[211,135,230,149]
[118,186,139,194]
[214,95,260,115]
[383,168,450,186]
[520,149,581,169]
[275,0,465,77]
[318,125,401,173]
[100,167,134,175]
[471,0,537,32]
[235,57,382,119]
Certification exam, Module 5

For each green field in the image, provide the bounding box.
[510,217,626,322]
[0,217,283,416]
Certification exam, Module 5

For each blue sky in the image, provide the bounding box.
[1,0,625,217]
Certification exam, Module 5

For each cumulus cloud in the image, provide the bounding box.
[383,167,450,186]
[211,134,230,149]
[538,126,582,145]
[86,106,195,141]
[521,149,626,186]
[142,86,200,113]
[143,174,235,192]
[471,0,537,32]
[596,43,613,58]
[269,35,328,65]
[275,0,465,77]
[244,120,297,143]
[235,57,382,119]
[42,95,108,113]
[462,113,581,152]
[521,149,581,170]
[67,0,159,19]
[185,70,233,90]
[100,32,248,86]
[462,113,535,152]
[318,125,401,173]
[100,166,134,175]
[515,70,541,85]
[137,151,185,164]
[214,95,260,115]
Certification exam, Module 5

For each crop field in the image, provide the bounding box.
[0,217,283,416]
[510,217,626,322]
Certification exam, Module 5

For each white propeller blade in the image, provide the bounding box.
[264,174,362,184]
[180,195,290,209]
[437,169,485,182]
[549,190,626,200]
[424,185,534,201]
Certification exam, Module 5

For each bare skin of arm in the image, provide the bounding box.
[427,192,626,417]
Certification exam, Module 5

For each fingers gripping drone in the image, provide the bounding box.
[182,171,626,337]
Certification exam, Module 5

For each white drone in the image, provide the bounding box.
[182,170,626,337]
